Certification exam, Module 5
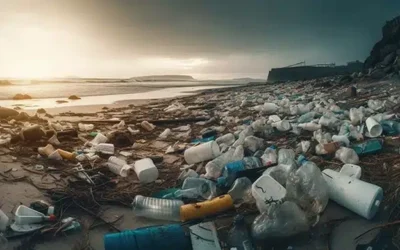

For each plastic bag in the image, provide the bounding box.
[285,160,329,215]
[251,201,309,239]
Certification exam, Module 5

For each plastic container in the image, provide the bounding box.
[104,224,191,250]
[297,122,321,131]
[95,143,115,155]
[322,169,383,219]
[132,195,183,221]
[189,222,222,250]
[0,210,8,232]
[227,215,255,250]
[340,164,362,179]
[14,205,54,225]
[297,111,316,123]
[158,128,172,139]
[90,133,108,145]
[272,120,291,131]
[107,162,131,177]
[381,120,400,135]
[252,175,286,212]
[184,141,220,164]
[332,135,350,146]
[38,144,55,156]
[180,195,234,222]
[174,177,217,200]
[366,117,383,137]
[133,158,159,183]
[205,147,242,179]
[278,148,295,165]
[109,156,127,166]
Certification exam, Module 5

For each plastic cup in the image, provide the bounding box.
[366,117,382,137]
[184,141,220,164]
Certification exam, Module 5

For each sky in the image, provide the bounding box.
[0,0,399,79]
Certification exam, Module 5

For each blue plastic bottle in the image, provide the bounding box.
[104,224,191,250]
[217,157,262,188]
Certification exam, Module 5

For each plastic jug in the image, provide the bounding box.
[322,169,383,219]
[14,205,55,225]
[252,175,286,212]
[133,158,159,183]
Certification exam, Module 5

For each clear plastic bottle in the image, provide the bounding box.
[243,136,265,153]
[174,177,217,200]
[228,215,255,250]
[285,157,328,216]
[261,145,277,166]
[335,147,359,164]
[297,111,316,123]
[228,177,254,206]
[278,149,295,165]
[205,147,243,179]
[132,195,183,221]
[217,157,263,188]
[233,127,254,147]
[215,133,236,146]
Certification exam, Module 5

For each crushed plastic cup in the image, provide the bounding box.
[366,117,383,138]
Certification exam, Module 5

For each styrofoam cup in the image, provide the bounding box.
[366,117,382,137]
[184,141,220,164]
[133,158,159,183]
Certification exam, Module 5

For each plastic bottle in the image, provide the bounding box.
[261,145,277,166]
[351,139,383,156]
[233,127,254,147]
[285,157,329,215]
[184,141,220,164]
[335,147,359,164]
[174,177,217,200]
[215,133,235,146]
[132,195,183,221]
[104,224,191,250]
[297,122,321,131]
[251,201,309,239]
[180,195,234,221]
[278,149,295,165]
[227,215,255,250]
[228,177,254,206]
[243,136,265,152]
[381,120,400,135]
[205,147,243,179]
[78,123,94,132]
[217,157,263,188]
[140,121,156,131]
[297,111,316,123]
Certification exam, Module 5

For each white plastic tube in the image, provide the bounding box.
[366,117,382,137]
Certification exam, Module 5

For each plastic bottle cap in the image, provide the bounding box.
[298,155,307,165]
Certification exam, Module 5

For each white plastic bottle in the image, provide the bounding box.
[132,195,183,221]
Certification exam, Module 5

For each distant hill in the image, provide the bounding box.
[129,75,195,82]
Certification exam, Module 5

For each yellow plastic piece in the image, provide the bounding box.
[180,195,234,222]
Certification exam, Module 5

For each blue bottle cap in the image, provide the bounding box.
[297,155,307,165]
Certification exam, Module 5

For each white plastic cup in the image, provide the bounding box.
[366,117,382,137]
[273,120,291,131]
[322,169,382,219]
[184,141,220,164]
[95,143,114,155]
[133,158,159,183]
[90,133,108,145]
[107,162,130,177]
[0,209,9,232]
